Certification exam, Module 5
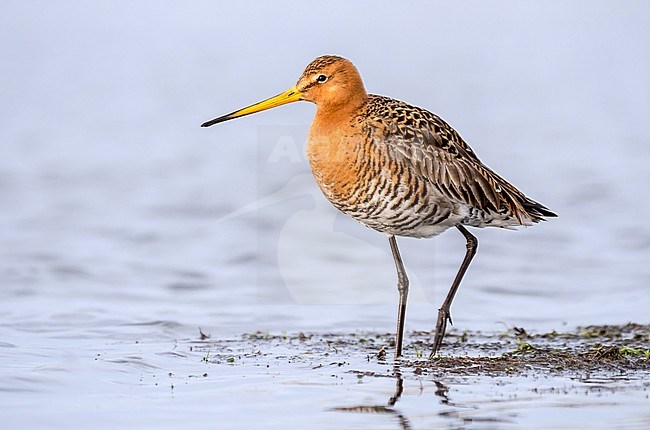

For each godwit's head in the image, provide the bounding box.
[201,55,367,127]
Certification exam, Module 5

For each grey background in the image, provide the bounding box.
[1,1,649,428]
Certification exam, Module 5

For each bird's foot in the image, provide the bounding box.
[429,307,452,359]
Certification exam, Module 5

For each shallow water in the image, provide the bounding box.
[1,1,650,428]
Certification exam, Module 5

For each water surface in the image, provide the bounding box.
[1,1,649,428]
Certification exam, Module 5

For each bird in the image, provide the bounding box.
[201,55,556,359]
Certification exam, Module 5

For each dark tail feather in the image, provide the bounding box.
[523,197,557,222]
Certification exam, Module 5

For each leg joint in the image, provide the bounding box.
[397,275,409,292]
[466,235,478,251]
[458,226,478,252]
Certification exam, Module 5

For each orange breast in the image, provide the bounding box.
[305,110,453,239]
[306,119,378,208]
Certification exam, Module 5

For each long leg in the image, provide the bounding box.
[388,235,409,359]
[429,225,478,359]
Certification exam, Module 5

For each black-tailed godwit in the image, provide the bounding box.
[202,55,556,359]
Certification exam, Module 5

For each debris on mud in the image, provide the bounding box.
[192,324,650,377]
[409,323,650,377]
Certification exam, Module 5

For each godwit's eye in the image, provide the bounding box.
[316,74,328,83]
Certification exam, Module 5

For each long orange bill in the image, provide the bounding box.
[201,86,302,127]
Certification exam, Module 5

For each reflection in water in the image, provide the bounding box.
[387,366,404,407]
[331,366,412,430]
[434,380,450,405]
[330,367,467,429]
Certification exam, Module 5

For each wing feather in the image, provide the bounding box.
[364,95,555,223]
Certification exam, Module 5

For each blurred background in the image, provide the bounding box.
[1,1,649,426]
[2,0,649,332]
